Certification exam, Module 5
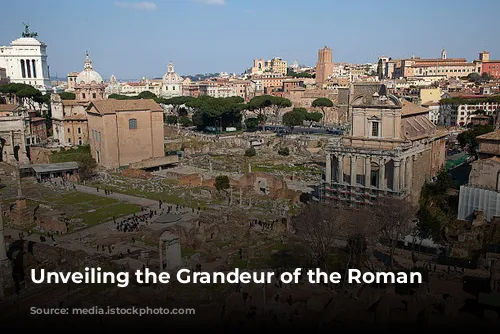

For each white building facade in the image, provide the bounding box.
[161,62,183,98]
[0,25,52,93]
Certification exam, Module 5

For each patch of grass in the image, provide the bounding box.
[73,203,141,226]
[53,192,117,207]
[181,246,196,258]
[49,145,91,163]
[232,259,247,269]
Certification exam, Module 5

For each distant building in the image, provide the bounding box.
[392,49,475,79]
[475,51,500,79]
[51,52,104,146]
[86,99,164,169]
[0,24,52,93]
[249,57,287,76]
[160,62,183,99]
[316,46,334,87]
[439,94,500,127]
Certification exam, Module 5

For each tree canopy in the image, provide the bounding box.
[247,95,292,121]
[189,96,245,131]
[282,107,323,128]
[457,124,494,157]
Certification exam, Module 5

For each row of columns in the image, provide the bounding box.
[325,153,416,192]
[20,59,37,79]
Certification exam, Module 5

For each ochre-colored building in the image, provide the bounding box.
[87,99,164,169]
[315,46,334,87]
[324,83,446,205]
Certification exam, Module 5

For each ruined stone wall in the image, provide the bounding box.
[469,158,500,190]
[411,149,432,204]
[479,140,500,156]
[178,174,203,187]
[29,146,58,164]
[430,136,446,175]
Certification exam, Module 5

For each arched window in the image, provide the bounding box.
[129,118,138,129]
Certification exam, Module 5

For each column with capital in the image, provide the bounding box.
[407,156,413,193]
[338,155,344,184]
[350,155,357,186]
[393,159,401,192]
[325,153,332,184]
[379,158,386,190]
[400,157,406,191]
[364,156,371,188]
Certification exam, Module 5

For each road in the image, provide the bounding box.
[75,183,158,207]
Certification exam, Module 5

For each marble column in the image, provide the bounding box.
[400,158,406,191]
[407,156,413,193]
[379,158,386,189]
[350,155,357,186]
[364,156,371,188]
[393,159,401,192]
[338,155,344,184]
[325,153,332,184]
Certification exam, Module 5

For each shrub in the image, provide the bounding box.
[278,147,290,156]
[245,147,256,157]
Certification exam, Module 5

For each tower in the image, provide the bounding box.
[441,49,447,60]
[316,46,334,87]
[479,50,490,62]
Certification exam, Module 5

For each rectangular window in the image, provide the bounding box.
[129,118,138,129]
[371,122,379,137]
[92,93,96,99]
[78,127,81,134]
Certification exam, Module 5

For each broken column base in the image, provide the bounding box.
[0,259,14,301]
[9,199,35,229]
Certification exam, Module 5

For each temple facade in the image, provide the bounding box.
[324,83,446,205]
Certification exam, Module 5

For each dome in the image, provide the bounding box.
[162,62,183,84]
[76,51,104,85]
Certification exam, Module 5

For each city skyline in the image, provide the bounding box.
[1,0,500,80]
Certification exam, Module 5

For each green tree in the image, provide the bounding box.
[282,108,306,129]
[457,124,494,157]
[137,91,157,99]
[270,96,292,120]
[179,115,192,127]
[59,92,76,100]
[186,96,244,131]
[78,155,97,180]
[311,97,333,125]
[165,115,178,124]
[214,175,230,192]
[247,95,273,120]
[245,117,259,131]
[305,111,323,126]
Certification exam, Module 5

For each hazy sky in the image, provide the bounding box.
[2,0,500,80]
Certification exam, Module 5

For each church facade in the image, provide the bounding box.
[51,52,104,146]
[324,83,446,205]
